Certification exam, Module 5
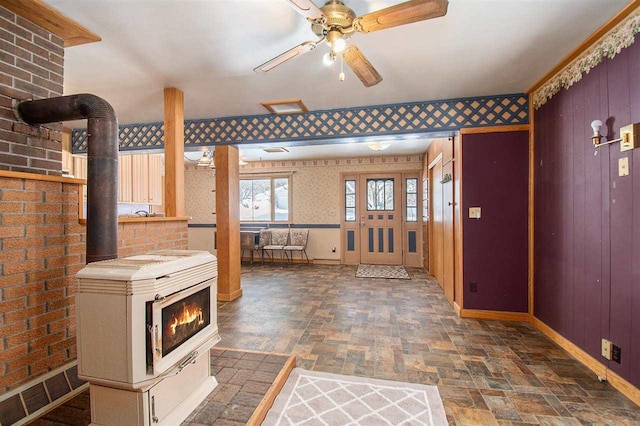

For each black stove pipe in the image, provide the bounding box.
[16,94,118,263]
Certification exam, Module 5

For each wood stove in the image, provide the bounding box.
[76,250,220,426]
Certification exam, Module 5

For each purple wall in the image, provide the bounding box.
[535,34,640,388]
[462,131,529,312]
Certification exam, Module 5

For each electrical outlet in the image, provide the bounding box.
[601,339,613,360]
[469,282,478,293]
[619,157,629,177]
[612,345,621,364]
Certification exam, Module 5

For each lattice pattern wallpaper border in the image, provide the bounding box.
[72,93,528,153]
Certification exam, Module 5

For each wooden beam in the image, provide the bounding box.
[163,87,185,218]
[527,0,640,94]
[215,145,242,302]
[0,0,101,47]
[459,124,530,135]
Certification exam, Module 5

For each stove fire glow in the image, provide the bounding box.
[162,287,210,357]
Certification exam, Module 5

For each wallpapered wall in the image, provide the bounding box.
[185,155,423,261]
[185,155,423,226]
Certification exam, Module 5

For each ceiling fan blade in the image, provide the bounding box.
[254,39,323,73]
[343,45,382,87]
[353,0,448,33]
[283,0,326,23]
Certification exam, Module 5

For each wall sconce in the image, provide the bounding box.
[591,119,640,151]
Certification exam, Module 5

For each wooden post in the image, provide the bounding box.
[214,145,242,301]
[164,87,185,217]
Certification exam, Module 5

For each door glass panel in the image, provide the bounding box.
[367,178,394,211]
[345,179,356,222]
[406,178,418,222]
[346,194,355,208]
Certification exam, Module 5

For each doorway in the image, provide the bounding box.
[341,172,422,266]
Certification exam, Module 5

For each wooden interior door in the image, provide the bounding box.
[429,158,444,287]
[359,173,403,265]
[442,161,455,304]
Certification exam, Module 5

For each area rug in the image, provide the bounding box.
[355,264,410,280]
[262,368,447,425]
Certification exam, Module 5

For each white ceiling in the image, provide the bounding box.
[47,0,628,160]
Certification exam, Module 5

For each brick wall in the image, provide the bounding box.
[118,220,189,258]
[0,5,65,175]
[0,177,84,393]
[0,175,190,394]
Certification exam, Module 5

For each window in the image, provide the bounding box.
[367,179,394,211]
[345,179,356,221]
[406,178,418,222]
[239,177,289,222]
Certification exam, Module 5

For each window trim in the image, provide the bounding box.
[239,175,291,223]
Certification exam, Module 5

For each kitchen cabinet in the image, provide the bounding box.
[131,155,149,203]
[72,153,163,206]
[147,154,164,205]
[72,155,87,202]
[130,154,163,205]
[118,155,133,202]
[61,130,73,175]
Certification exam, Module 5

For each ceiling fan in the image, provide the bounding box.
[254,0,449,87]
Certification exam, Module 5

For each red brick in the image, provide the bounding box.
[0,202,23,213]
[45,255,81,269]
[0,367,27,390]
[27,267,64,284]
[48,336,74,357]
[0,320,27,338]
[30,350,68,375]
[48,317,74,335]
[45,234,81,246]
[26,246,64,260]
[29,329,65,350]
[0,225,25,238]
[0,344,27,363]
[24,202,62,214]
[3,236,43,249]
[26,224,63,238]
[0,298,26,313]
[28,309,66,330]
[5,325,46,347]
[0,273,27,288]
[5,305,44,324]
[6,348,46,372]
[0,189,42,202]
[24,180,61,192]
[65,243,85,256]
[48,296,73,311]
[65,264,84,276]
[0,249,24,263]
[0,178,24,189]
[2,259,43,275]
[27,288,64,306]
[3,282,43,299]
[63,223,85,234]
[1,213,44,225]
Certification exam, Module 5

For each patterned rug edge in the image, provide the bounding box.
[355,264,411,280]
[263,368,448,426]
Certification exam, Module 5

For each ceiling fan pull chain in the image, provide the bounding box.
[339,53,345,82]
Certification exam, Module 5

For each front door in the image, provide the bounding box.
[359,173,403,265]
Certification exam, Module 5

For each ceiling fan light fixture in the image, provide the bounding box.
[367,141,391,151]
[333,37,346,53]
[322,52,335,66]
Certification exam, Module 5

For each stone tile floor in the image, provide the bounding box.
[30,264,640,425]
[216,264,640,425]
[29,349,289,426]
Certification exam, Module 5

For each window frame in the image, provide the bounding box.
[239,175,291,223]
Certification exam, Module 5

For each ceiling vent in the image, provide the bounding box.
[261,99,308,115]
[262,147,290,153]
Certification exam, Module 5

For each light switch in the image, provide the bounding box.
[469,207,481,219]
[619,157,629,177]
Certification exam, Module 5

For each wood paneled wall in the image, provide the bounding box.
[534,33,640,388]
